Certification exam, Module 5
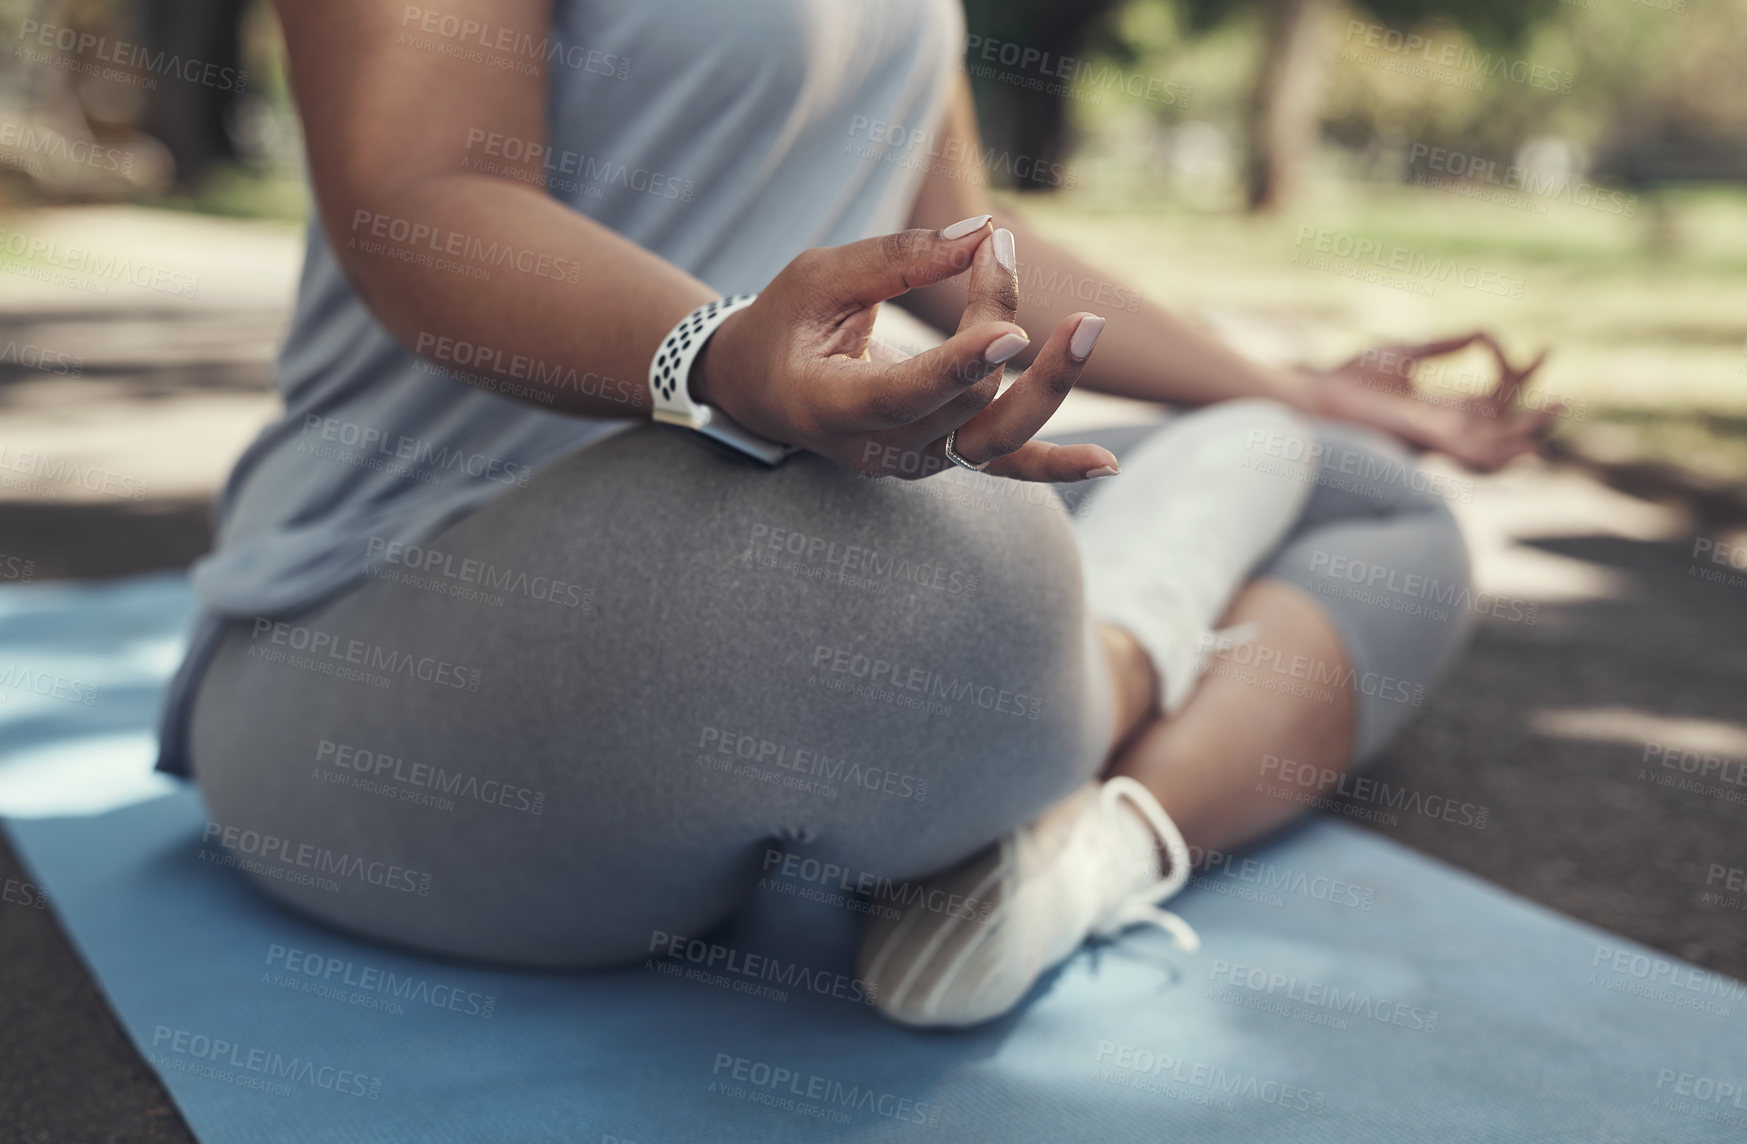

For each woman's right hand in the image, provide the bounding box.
[695,218,1118,483]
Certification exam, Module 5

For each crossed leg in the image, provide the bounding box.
[1089,414,1475,856]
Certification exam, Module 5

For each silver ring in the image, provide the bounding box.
[943,430,988,472]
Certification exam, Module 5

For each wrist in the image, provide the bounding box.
[690,307,742,410]
[1271,364,1322,414]
[649,296,793,466]
[691,307,782,443]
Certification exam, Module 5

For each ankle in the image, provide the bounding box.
[1098,621,1160,755]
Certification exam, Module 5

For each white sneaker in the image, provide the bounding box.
[857,776,1199,1028]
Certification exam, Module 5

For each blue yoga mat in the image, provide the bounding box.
[3,574,1745,1142]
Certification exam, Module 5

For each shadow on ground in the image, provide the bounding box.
[1355,523,1747,979]
[3,303,1745,1143]
[0,499,212,580]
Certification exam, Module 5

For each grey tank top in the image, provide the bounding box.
[156,0,962,774]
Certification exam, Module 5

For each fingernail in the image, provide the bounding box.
[1084,465,1119,480]
[984,332,1029,365]
[1070,314,1106,361]
[939,214,992,240]
[993,227,1016,273]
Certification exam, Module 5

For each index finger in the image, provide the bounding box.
[956,227,1019,334]
[1382,331,1489,371]
[1490,345,1549,408]
[814,321,1030,433]
[811,218,994,313]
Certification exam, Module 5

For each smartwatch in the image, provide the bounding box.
[648,293,796,466]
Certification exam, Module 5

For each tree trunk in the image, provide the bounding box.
[138,0,247,189]
[1245,0,1333,212]
[960,0,1124,194]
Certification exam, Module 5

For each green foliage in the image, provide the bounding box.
[1173,0,1563,45]
[1335,0,1562,44]
[961,0,1130,66]
[1079,0,1747,197]
[1015,183,1747,476]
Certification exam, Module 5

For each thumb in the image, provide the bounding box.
[800,216,993,311]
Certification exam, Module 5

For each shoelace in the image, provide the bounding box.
[1090,775,1202,952]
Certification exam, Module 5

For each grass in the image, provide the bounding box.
[1012,179,1747,482]
[5,154,1741,480]
[133,163,311,223]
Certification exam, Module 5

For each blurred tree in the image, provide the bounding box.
[1243,0,1333,212]
[961,0,1129,192]
[1174,0,1563,210]
[138,0,247,187]
[966,0,1564,206]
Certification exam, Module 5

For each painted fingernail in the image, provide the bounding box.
[984,332,1029,364]
[993,227,1016,273]
[939,214,993,240]
[1070,314,1106,361]
[1084,465,1120,480]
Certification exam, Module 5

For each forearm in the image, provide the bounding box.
[331,172,715,418]
[276,0,720,421]
[900,215,1313,412]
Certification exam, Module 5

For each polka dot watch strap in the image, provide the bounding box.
[648,294,793,466]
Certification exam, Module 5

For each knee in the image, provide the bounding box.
[704,443,1110,867]
[1422,498,1478,649]
[552,424,1110,853]
[1144,398,1314,483]
[801,479,1113,871]
[1199,396,1308,433]
[571,421,1094,620]
[1183,398,1310,451]
[1425,497,1472,582]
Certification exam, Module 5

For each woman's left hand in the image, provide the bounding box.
[1302,331,1559,473]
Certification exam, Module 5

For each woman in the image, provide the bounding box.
[162,0,1553,1028]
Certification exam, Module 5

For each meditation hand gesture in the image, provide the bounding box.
[697,218,1118,483]
[1305,331,1556,473]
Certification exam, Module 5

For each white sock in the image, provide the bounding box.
[1078,401,1314,715]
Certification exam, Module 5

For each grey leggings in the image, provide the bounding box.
[189,408,1471,967]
